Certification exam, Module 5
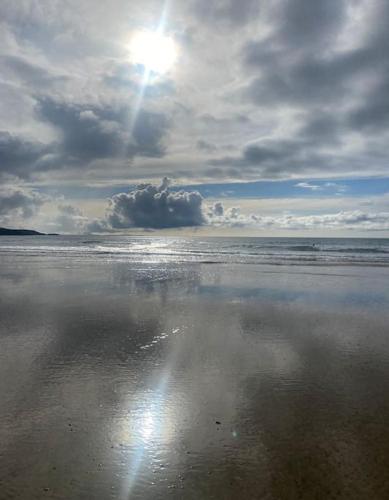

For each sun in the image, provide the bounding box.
[129,30,178,74]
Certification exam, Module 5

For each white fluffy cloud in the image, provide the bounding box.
[207,203,389,232]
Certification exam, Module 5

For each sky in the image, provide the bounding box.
[1,0,389,236]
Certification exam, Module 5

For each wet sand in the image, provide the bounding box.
[1,256,389,499]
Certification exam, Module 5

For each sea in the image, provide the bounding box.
[1,235,389,266]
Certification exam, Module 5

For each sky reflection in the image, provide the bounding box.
[1,257,389,498]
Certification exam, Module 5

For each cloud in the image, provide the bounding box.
[103,62,175,98]
[0,55,67,89]
[209,201,224,217]
[191,0,260,27]
[207,202,245,227]
[265,211,389,231]
[53,204,88,233]
[207,200,389,231]
[36,98,170,164]
[43,204,109,234]
[0,131,51,178]
[274,0,347,48]
[207,140,313,178]
[294,182,347,194]
[103,178,205,229]
[199,113,251,129]
[86,194,389,233]
[0,186,48,225]
[297,113,342,145]
[244,7,351,106]
[209,142,291,168]
[223,0,389,180]
[0,94,170,178]
[1,0,389,190]
[348,77,389,132]
[295,182,321,191]
[196,139,217,153]
[0,95,171,180]
[241,1,378,110]
[84,218,109,234]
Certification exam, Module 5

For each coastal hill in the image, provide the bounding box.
[0,227,58,236]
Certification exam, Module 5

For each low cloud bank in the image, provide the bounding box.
[3,179,388,234]
[83,180,389,233]
[208,205,389,231]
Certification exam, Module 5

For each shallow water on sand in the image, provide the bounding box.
[1,255,389,499]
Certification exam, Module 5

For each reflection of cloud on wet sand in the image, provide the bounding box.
[235,304,389,499]
[2,260,389,498]
[124,300,389,498]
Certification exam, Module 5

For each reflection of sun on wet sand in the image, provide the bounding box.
[1,255,389,499]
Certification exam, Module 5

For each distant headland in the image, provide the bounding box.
[0,227,59,236]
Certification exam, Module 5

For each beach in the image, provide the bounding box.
[1,236,389,499]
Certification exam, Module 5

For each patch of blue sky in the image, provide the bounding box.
[38,177,389,201]
[181,177,389,199]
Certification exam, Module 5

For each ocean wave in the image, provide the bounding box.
[325,247,389,254]
[1,236,389,267]
[285,245,318,251]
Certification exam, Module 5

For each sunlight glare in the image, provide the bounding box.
[141,410,155,440]
[129,30,178,74]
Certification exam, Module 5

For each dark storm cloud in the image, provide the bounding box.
[106,178,205,229]
[0,187,47,220]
